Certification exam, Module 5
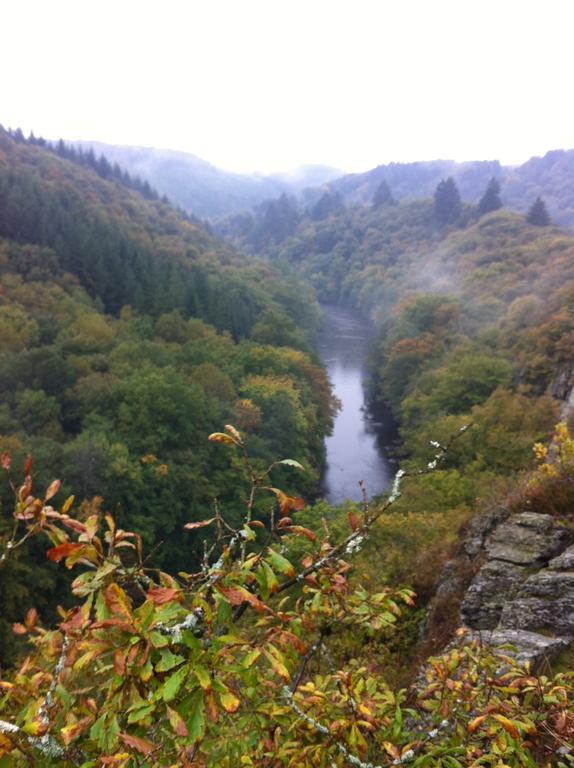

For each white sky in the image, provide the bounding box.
[2,0,574,174]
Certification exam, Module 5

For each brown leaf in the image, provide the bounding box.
[25,608,38,630]
[348,510,361,532]
[114,650,126,676]
[224,424,243,443]
[1,452,11,472]
[24,454,33,476]
[282,525,317,542]
[119,733,156,756]
[183,518,215,530]
[61,517,88,534]
[18,476,32,502]
[167,706,189,737]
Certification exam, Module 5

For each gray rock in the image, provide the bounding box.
[549,544,574,570]
[500,570,574,634]
[486,512,572,565]
[463,506,509,557]
[464,628,571,669]
[461,560,527,629]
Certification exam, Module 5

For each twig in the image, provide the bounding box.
[292,636,322,693]
[38,633,70,727]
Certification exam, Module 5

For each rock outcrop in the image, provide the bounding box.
[441,510,574,668]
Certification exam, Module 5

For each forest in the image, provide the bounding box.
[1,128,574,767]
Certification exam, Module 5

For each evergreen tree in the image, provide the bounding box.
[372,179,395,207]
[526,196,551,226]
[478,177,502,215]
[311,192,344,221]
[434,177,461,224]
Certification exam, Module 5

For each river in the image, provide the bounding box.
[318,304,396,505]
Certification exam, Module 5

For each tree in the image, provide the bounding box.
[527,196,551,226]
[310,192,344,221]
[372,178,395,208]
[433,177,461,224]
[478,177,502,215]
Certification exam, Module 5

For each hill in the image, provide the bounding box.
[73,140,341,218]
[322,150,574,228]
[0,127,337,663]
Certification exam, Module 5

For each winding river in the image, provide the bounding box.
[318,304,396,505]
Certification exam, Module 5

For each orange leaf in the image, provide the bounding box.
[46,542,83,562]
[105,583,133,621]
[12,623,27,635]
[119,733,156,756]
[383,742,400,760]
[208,432,237,446]
[205,690,219,722]
[492,714,520,739]
[45,479,61,501]
[147,587,181,606]
[219,686,240,713]
[217,586,267,614]
[468,714,488,734]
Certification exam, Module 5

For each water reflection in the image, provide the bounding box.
[318,304,394,504]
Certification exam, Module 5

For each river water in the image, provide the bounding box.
[318,304,396,505]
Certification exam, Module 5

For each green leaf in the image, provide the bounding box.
[266,548,296,578]
[241,648,261,669]
[277,459,305,471]
[194,665,212,691]
[127,703,155,724]
[156,648,185,672]
[161,665,188,702]
[183,689,205,743]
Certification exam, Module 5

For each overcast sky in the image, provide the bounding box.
[2,0,574,174]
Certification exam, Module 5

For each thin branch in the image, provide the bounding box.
[291,636,322,693]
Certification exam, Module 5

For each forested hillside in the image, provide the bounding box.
[221,184,574,617]
[317,151,574,228]
[72,140,341,218]
[0,127,337,664]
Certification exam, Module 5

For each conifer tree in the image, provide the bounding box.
[478,177,502,215]
[372,179,395,207]
[526,196,551,226]
[434,177,461,224]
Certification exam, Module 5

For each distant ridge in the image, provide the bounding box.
[321,150,574,229]
[72,140,342,218]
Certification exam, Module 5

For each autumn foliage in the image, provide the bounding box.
[0,426,573,767]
